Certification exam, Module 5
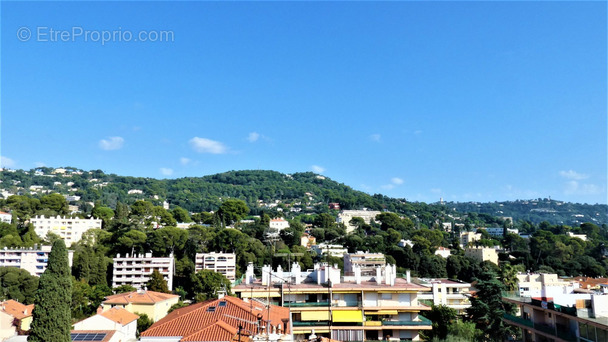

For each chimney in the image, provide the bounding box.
[376,267,382,285]
[97,306,103,314]
[354,264,361,285]
[246,262,255,285]
[292,262,302,284]
[406,270,411,283]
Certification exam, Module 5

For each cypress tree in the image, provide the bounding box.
[146,269,169,293]
[29,239,72,342]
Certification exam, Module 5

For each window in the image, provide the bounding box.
[218,301,227,307]
[207,306,216,312]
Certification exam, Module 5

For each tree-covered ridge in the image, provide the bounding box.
[448,198,607,226]
[2,167,605,226]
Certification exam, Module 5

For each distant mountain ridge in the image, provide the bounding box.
[0,167,605,226]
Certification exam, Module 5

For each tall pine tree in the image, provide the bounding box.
[29,239,72,342]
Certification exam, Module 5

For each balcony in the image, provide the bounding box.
[293,321,330,327]
[285,301,330,307]
[502,314,577,342]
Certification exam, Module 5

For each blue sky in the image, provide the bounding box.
[1,1,606,204]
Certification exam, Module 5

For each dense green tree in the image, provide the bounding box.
[29,240,73,342]
[40,193,69,215]
[91,205,115,227]
[0,267,39,304]
[147,226,188,257]
[136,313,153,337]
[466,269,515,341]
[171,206,191,223]
[423,305,458,341]
[190,269,232,302]
[217,199,249,227]
[113,284,137,294]
[146,269,170,293]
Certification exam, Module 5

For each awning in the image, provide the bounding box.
[365,310,398,315]
[301,311,331,321]
[332,310,363,323]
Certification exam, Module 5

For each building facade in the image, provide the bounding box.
[270,218,290,231]
[234,262,432,342]
[344,252,386,276]
[112,252,175,291]
[415,278,471,314]
[337,210,382,233]
[194,252,237,281]
[0,245,74,276]
[30,215,102,246]
[464,247,499,265]
[101,290,179,323]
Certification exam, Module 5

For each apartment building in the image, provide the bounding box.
[517,273,578,298]
[269,217,290,231]
[0,245,74,277]
[415,278,471,314]
[459,231,482,247]
[311,243,348,258]
[112,253,175,291]
[194,252,236,281]
[464,247,499,265]
[233,262,432,342]
[30,215,102,246]
[478,227,519,237]
[337,210,382,233]
[503,274,608,342]
[344,252,386,276]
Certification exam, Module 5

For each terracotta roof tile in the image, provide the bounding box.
[141,296,290,341]
[1,300,34,320]
[103,290,179,305]
[99,307,139,325]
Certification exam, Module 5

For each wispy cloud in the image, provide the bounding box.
[189,137,228,154]
[559,170,589,180]
[247,132,260,142]
[99,136,124,151]
[391,177,404,185]
[180,157,191,165]
[564,181,602,196]
[1,156,16,168]
[160,168,174,176]
[369,134,381,142]
[311,165,325,173]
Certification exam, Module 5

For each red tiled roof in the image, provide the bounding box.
[141,296,290,342]
[103,290,179,305]
[1,300,34,320]
[99,307,139,325]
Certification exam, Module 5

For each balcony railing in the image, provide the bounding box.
[502,314,577,342]
[285,301,330,307]
[293,321,330,326]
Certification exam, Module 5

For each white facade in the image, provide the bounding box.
[194,252,236,281]
[269,218,290,231]
[434,247,451,258]
[459,231,482,247]
[517,273,578,298]
[478,227,519,237]
[0,245,74,277]
[311,243,348,258]
[343,251,386,276]
[73,308,138,342]
[0,212,12,224]
[416,278,472,313]
[112,253,175,291]
[337,210,382,233]
[30,215,102,246]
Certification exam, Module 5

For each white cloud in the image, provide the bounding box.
[180,157,191,165]
[34,162,46,167]
[564,180,602,196]
[311,165,325,173]
[391,177,404,185]
[1,156,16,168]
[247,132,260,142]
[369,134,381,142]
[160,168,174,176]
[559,170,589,180]
[189,137,227,154]
[99,136,124,151]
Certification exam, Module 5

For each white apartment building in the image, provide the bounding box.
[311,243,348,258]
[194,252,236,281]
[269,218,290,231]
[516,273,578,298]
[478,227,519,237]
[344,251,386,276]
[416,278,472,314]
[112,253,175,291]
[30,215,102,246]
[0,211,12,224]
[0,245,74,276]
[337,209,382,233]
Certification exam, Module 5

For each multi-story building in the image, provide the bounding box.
[0,245,74,276]
[194,252,236,281]
[344,252,386,276]
[0,211,12,223]
[415,278,471,314]
[516,273,578,298]
[30,215,102,246]
[311,243,348,258]
[337,210,382,233]
[478,227,519,237]
[464,247,499,265]
[270,218,290,231]
[233,262,432,342]
[459,231,482,247]
[112,252,175,291]
[503,274,608,342]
